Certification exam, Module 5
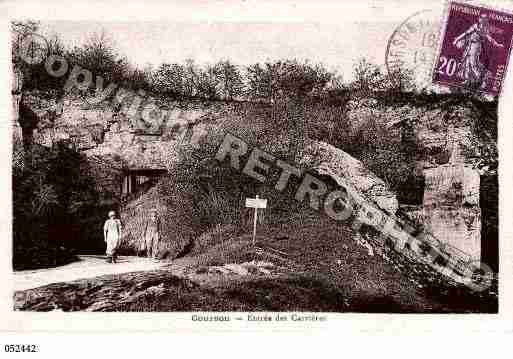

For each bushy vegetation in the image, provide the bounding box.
[118,176,196,259]
[12,21,68,93]
[13,143,104,269]
[168,103,321,235]
[12,21,414,104]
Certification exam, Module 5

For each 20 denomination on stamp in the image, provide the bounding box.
[432,1,513,96]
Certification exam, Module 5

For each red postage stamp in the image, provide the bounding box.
[432,1,513,96]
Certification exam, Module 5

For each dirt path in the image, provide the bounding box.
[12,255,168,292]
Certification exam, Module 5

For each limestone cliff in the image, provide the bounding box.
[345,96,497,263]
[15,92,497,266]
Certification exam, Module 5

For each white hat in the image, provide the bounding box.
[108,210,116,217]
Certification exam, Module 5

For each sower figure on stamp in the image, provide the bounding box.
[104,210,122,263]
[143,210,160,260]
[453,14,504,90]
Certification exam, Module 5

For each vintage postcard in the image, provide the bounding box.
[1,0,513,341]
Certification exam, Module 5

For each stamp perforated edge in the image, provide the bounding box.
[431,0,513,97]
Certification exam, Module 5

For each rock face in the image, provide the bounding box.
[345,99,495,263]
[84,113,179,170]
[17,90,495,266]
[12,94,24,169]
[418,116,483,262]
[24,94,208,170]
[13,91,213,260]
[20,93,211,200]
[423,164,481,262]
[86,155,125,202]
[423,165,480,207]
[302,140,399,214]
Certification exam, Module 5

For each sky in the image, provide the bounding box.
[10,0,513,82]
[39,20,398,81]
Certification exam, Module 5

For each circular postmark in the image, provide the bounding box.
[386,10,442,91]
[18,33,49,65]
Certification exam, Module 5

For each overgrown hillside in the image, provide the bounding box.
[15,213,497,312]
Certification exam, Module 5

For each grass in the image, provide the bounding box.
[115,274,347,312]
[15,214,498,312]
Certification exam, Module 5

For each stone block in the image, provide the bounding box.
[423,164,480,207]
[423,206,481,261]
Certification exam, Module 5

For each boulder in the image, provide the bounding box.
[301,141,398,214]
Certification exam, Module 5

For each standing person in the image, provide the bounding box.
[144,210,160,260]
[453,14,504,90]
[104,210,122,263]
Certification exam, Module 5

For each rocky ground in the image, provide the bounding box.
[13,216,498,313]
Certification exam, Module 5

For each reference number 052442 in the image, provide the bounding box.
[4,344,39,353]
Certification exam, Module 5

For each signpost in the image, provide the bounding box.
[245,195,267,247]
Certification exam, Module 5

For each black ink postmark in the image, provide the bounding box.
[386,10,442,91]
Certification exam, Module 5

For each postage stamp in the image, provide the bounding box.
[432,1,513,96]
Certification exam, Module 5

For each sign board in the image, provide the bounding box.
[245,195,267,248]
[245,198,267,209]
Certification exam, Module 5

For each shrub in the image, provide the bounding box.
[13,142,103,269]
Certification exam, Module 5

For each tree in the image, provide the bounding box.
[246,60,332,103]
[153,63,185,96]
[196,64,220,100]
[68,30,128,90]
[213,60,244,100]
[11,21,68,91]
[246,62,273,102]
[183,59,199,98]
[352,57,382,96]
[13,143,102,269]
[246,60,334,161]
[11,20,41,66]
[385,67,415,93]
[123,66,151,91]
[351,57,415,96]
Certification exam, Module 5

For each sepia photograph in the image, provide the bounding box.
[2,1,512,335]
